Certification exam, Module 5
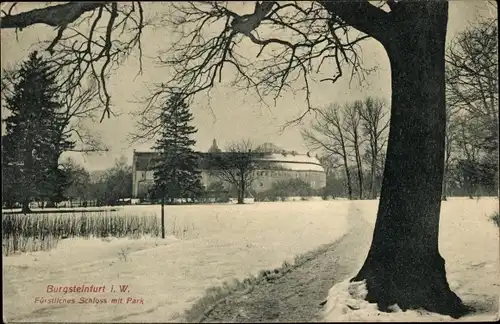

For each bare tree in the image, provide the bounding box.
[446,19,498,137]
[58,80,109,153]
[60,157,91,207]
[446,18,499,196]
[358,97,389,199]
[302,104,353,200]
[205,139,262,204]
[1,0,478,316]
[343,100,364,199]
[453,114,490,198]
[317,153,341,178]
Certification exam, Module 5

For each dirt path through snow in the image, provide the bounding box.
[184,203,374,323]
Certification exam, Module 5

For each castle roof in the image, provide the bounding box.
[132,151,324,172]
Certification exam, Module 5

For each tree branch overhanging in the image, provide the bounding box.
[2,1,147,123]
[2,1,382,132]
[318,0,390,43]
[0,2,108,30]
[138,1,374,140]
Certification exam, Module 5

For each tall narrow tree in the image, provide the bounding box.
[343,100,365,199]
[359,97,389,199]
[446,19,499,196]
[150,94,203,205]
[302,103,354,200]
[2,51,74,212]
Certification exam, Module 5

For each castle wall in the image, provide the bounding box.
[132,152,327,199]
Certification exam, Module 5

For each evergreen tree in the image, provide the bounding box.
[2,51,75,212]
[150,93,202,203]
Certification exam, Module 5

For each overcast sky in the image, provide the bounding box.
[1,1,496,171]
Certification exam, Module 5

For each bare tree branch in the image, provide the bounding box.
[2,1,388,134]
[204,139,267,203]
[2,1,148,123]
[0,2,108,29]
[446,18,498,149]
[358,96,389,198]
[142,1,375,137]
[301,102,355,198]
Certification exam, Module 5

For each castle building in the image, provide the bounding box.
[131,140,326,199]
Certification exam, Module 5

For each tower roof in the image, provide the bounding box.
[208,138,221,153]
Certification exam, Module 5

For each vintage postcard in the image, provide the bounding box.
[1,1,499,323]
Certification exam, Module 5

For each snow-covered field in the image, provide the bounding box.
[3,201,349,322]
[323,197,500,322]
[3,198,498,322]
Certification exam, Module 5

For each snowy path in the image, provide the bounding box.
[186,201,374,322]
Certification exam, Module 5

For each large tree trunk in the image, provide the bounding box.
[352,2,469,318]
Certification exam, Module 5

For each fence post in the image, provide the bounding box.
[161,198,165,239]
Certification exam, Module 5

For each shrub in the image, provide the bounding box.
[490,211,500,227]
[255,178,317,201]
[2,211,160,255]
[204,181,231,203]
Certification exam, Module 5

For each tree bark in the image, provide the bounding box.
[352,2,470,318]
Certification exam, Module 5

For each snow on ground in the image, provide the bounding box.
[3,201,348,323]
[323,197,500,322]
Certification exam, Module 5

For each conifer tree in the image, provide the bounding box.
[2,51,75,212]
[150,93,202,204]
